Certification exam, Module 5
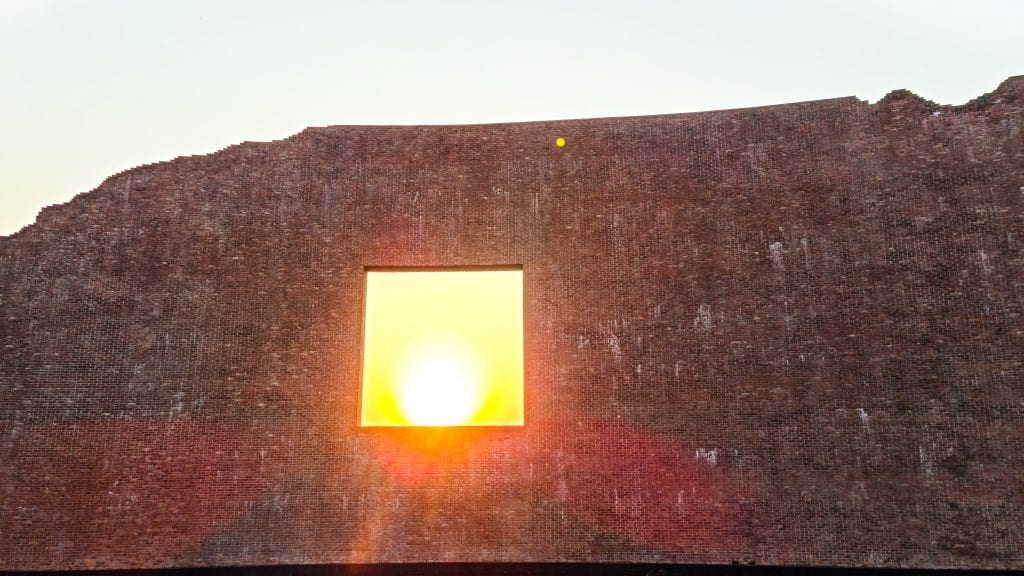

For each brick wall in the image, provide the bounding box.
[1,77,1022,570]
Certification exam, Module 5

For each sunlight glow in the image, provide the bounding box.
[397,344,483,425]
[360,268,524,427]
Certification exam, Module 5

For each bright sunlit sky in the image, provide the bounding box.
[1,0,1022,236]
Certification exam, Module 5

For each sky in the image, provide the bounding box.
[1,0,1022,236]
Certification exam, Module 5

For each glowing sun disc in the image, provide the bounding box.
[397,347,483,426]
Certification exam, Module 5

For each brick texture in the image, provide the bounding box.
[1,77,1023,571]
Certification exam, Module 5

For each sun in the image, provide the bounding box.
[396,345,483,426]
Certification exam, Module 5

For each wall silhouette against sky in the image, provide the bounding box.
[1,77,1023,571]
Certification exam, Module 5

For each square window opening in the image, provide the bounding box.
[360,266,524,427]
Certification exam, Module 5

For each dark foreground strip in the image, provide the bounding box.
[2,563,1019,576]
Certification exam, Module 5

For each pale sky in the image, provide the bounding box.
[1,0,1022,236]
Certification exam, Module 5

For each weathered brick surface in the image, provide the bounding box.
[1,77,1023,570]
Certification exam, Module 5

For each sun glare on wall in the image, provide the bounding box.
[360,268,524,427]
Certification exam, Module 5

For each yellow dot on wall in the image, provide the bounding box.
[555,137,566,147]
